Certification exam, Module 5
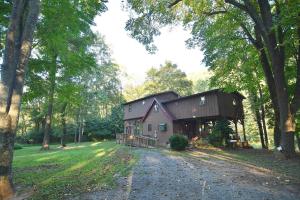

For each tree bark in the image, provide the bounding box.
[250,92,266,148]
[258,86,269,149]
[60,103,67,147]
[41,55,57,150]
[74,108,80,143]
[0,1,40,198]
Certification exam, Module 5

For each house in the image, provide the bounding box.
[123,89,246,146]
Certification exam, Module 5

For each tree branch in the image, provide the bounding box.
[240,23,258,48]
[224,0,246,11]
[168,0,182,8]
[203,10,227,16]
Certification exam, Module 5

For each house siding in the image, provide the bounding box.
[142,104,173,146]
[164,93,220,120]
[217,92,244,120]
[124,92,179,120]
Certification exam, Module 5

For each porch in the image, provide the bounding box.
[116,133,157,148]
[173,116,247,143]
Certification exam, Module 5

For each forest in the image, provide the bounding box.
[0,0,299,199]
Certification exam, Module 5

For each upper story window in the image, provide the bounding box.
[148,124,152,131]
[128,104,132,112]
[154,104,159,112]
[199,96,206,106]
[233,99,237,106]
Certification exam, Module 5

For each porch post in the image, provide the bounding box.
[234,120,238,136]
[241,119,247,141]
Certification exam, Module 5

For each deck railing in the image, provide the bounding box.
[116,133,157,148]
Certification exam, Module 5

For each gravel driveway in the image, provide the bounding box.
[127,149,300,200]
[80,148,300,200]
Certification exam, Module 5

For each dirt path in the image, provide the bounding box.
[80,148,300,200]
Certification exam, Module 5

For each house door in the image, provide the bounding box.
[183,121,196,139]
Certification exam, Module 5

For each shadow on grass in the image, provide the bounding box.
[13,141,137,200]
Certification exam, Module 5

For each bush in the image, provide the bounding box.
[169,134,188,151]
[14,143,23,150]
[208,119,234,147]
[208,130,224,147]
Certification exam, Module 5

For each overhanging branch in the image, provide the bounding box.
[168,0,182,8]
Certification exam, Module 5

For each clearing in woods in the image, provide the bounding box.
[13,142,300,200]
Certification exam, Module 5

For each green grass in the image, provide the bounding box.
[13,141,137,200]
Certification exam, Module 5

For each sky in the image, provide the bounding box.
[92,0,208,86]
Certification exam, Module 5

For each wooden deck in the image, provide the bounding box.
[116,133,157,148]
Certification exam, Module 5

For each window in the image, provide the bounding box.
[148,124,152,131]
[233,99,237,106]
[159,123,167,132]
[154,104,159,112]
[199,96,206,106]
[142,100,145,105]
[128,104,132,112]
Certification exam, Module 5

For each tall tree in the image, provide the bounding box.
[144,61,193,96]
[0,1,40,198]
[34,0,106,149]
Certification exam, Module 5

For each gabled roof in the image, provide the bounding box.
[142,98,176,122]
[123,91,179,105]
[163,89,245,104]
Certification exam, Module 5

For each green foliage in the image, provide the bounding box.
[169,134,188,151]
[124,61,193,99]
[0,0,11,55]
[18,0,123,147]
[14,143,23,150]
[193,78,210,93]
[144,61,193,96]
[208,119,234,147]
[85,105,124,141]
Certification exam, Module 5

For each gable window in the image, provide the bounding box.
[148,124,152,131]
[154,104,159,112]
[233,99,237,106]
[199,96,206,106]
[128,104,132,112]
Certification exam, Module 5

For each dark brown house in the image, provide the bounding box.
[123,89,246,146]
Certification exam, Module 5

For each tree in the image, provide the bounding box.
[0,1,40,198]
[193,78,210,93]
[144,61,193,96]
[125,0,299,157]
[32,0,106,149]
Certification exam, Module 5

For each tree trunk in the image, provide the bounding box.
[249,91,266,148]
[42,55,57,150]
[255,109,266,149]
[295,132,300,151]
[74,109,80,143]
[228,0,298,156]
[60,103,67,147]
[258,86,269,149]
[0,1,40,198]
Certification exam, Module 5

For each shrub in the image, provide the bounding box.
[208,119,234,147]
[14,143,23,150]
[208,130,224,147]
[169,134,188,151]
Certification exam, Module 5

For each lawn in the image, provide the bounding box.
[13,141,137,200]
